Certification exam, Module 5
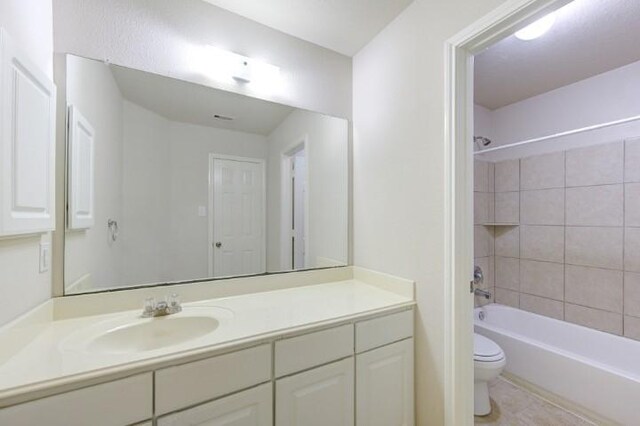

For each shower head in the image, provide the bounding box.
[474,136,492,149]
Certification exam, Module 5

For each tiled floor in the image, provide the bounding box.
[474,377,595,426]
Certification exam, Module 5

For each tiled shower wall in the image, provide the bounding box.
[474,137,640,341]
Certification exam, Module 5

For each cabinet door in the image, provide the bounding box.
[356,339,414,426]
[0,28,56,235]
[276,358,354,426]
[158,383,272,426]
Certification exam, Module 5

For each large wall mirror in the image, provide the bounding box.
[63,54,348,294]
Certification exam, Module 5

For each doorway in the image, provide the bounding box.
[281,141,309,270]
[208,154,266,278]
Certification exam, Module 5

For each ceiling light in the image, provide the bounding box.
[515,12,557,41]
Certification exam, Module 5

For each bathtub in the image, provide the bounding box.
[474,304,640,425]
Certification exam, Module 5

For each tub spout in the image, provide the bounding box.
[474,288,492,299]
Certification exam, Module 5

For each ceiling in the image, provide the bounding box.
[475,0,640,110]
[201,0,414,56]
[110,65,294,136]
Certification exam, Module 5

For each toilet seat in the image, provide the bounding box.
[474,333,504,362]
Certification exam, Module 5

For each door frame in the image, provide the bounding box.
[443,0,570,423]
[208,153,267,277]
[280,136,310,270]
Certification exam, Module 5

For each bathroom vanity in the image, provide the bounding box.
[0,267,415,426]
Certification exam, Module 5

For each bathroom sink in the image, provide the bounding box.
[87,316,219,354]
[60,307,233,355]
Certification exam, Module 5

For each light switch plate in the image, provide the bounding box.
[198,206,207,217]
[39,242,51,273]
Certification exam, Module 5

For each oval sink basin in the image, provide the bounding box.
[87,316,219,354]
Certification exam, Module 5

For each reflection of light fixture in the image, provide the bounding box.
[515,12,557,40]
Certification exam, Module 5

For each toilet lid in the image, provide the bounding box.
[474,334,504,361]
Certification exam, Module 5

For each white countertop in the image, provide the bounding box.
[0,270,414,406]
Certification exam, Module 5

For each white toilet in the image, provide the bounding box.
[474,333,506,416]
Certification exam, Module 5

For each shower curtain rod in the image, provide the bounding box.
[474,113,640,155]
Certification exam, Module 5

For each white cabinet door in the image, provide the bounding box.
[0,28,56,236]
[356,339,414,426]
[158,383,272,426]
[276,358,354,426]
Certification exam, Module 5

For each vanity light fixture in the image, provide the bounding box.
[515,12,557,40]
[204,46,280,86]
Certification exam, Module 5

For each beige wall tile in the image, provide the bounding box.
[495,192,519,224]
[495,159,519,192]
[624,227,640,272]
[566,141,623,187]
[566,184,623,227]
[520,225,564,263]
[520,152,564,190]
[494,226,519,258]
[624,138,640,183]
[495,256,519,291]
[474,192,494,224]
[520,188,564,225]
[565,265,623,313]
[625,183,640,227]
[624,315,640,341]
[474,160,489,192]
[520,260,564,300]
[488,162,495,192]
[565,303,622,335]
[565,226,623,269]
[474,225,493,258]
[520,294,563,320]
[495,287,519,308]
[624,272,640,318]
[475,256,494,287]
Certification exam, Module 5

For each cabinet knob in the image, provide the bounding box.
[215,242,222,248]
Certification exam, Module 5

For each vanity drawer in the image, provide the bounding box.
[275,324,353,377]
[155,344,272,415]
[355,309,413,353]
[0,373,152,426]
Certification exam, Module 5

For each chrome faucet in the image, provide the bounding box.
[474,288,492,299]
[142,294,182,317]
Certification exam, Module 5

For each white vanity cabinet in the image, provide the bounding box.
[276,358,354,426]
[0,373,152,426]
[0,28,56,236]
[355,310,415,426]
[158,383,272,426]
[0,308,414,426]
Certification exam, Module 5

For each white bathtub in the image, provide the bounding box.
[474,304,640,425]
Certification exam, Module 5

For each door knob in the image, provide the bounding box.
[215,242,222,248]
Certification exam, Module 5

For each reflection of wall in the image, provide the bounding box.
[266,110,348,271]
[65,55,125,290]
[121,101,171,285]
[0,0,54,326]
[166,121,267,281]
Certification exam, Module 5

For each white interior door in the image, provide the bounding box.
[292,151,307,269]
[211,157,264,277]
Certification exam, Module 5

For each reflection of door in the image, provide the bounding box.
[292,150,307,269]
[209,156,265,277]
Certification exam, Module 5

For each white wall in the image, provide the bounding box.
[266,110,349,272]
[65,55,125,290]
[52,0,352,119]
[0,0,54,325]
[352,1,508,424]
[477,59,640,161]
